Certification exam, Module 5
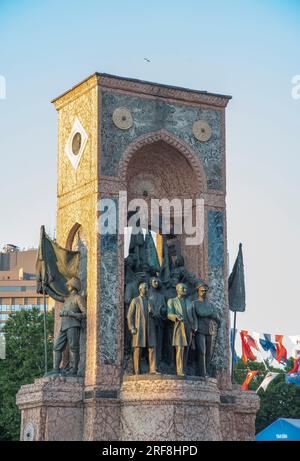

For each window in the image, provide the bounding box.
[0,314,9,320]
[0,286,26,292]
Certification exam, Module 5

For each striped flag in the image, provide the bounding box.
[259,334,277,361]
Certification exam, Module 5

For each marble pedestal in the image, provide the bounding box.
[120,375,259,441]
[16,376,84,441]
[17,375,259,441]
[121,375,221,441]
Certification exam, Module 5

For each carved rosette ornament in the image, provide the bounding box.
[112,107,133,130]
[192,120,212,142]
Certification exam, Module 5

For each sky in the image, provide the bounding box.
[0,0,299,349]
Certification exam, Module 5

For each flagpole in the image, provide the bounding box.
[231,311,237,383]
[43,286,48,375]
[41,226,48,375]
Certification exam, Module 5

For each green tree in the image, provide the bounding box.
[0,308,54,441]
[233,357,300,433]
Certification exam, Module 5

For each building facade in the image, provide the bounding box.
[0,245,48,333]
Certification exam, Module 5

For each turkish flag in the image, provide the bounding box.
[241,370,258,390]
[288,358,300,374]
[240,330,257,364]
[275,335,287,364]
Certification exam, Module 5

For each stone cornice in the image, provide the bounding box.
[52,73,232,110]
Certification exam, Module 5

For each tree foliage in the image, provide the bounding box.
[233,357,300,433]
[0,308,54,441]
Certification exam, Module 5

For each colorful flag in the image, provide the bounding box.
[241,370,258,390]
[275,335,287,364]
[256,372,279,393]
[247,334,259,351]
[259,334,277,361]
[240,330,257,363]
[288,358,300,375]
[228,243,246,312]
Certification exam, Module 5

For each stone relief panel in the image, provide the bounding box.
[101,91,222,189]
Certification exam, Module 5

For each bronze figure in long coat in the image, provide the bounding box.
[127,282,158,374]
[167,283,197,376]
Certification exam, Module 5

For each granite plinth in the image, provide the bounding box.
[16,376,84,441]
[120,375,259,441]
[120,375,222,441]
[17,375,259,441]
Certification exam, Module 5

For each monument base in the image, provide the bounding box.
[120,375,259,441]
[16,376,84,441]
[17,375,259,441]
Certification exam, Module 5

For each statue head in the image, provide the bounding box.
[196,280,209,300]
[138,282,148,296]
[176,283,187,297]
[174,255,185,268]
[66,276,81,293]
[150,277,161,289]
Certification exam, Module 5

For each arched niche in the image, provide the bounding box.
[119,130,207,279]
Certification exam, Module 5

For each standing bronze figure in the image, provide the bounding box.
[193,281,220,377]
[148,277,167,363]
[167,283,197,376]
[45,276,87,376]
[127,282,159,374]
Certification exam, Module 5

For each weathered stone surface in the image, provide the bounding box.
[208,266,229,378]
[101,91,222,189]
[16,376,259,441]
[120,376,222,441]
[208,210,224,266]
[220,386,260,441]
[16,377,84,441]
[83,397,120,441]
[100,231,118,365]
[120,377,259,441]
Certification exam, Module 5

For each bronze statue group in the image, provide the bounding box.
[125,234,220,378]
[42,230,220,379]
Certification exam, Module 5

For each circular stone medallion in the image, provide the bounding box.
[112,107,133,130]
[192,120,212,142]
[72,132,82,155]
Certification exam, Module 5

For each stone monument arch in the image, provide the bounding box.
[17,73,259,441]
[120,130,207,277]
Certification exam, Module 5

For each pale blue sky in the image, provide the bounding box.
[0,0,299,348]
